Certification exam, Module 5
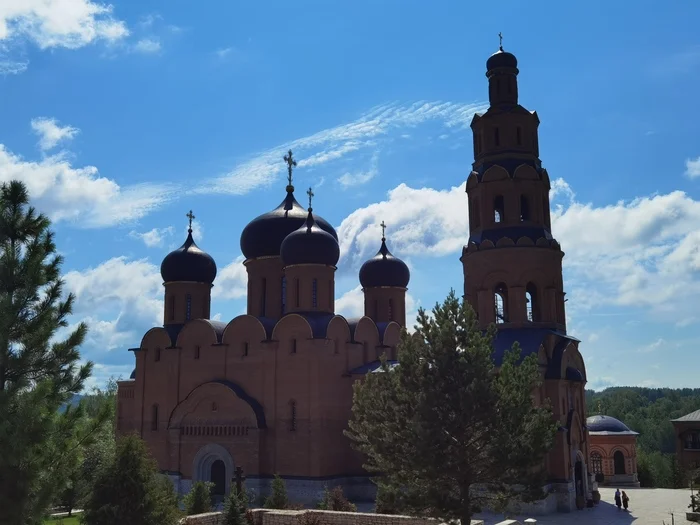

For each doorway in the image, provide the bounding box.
[574,459,584,497]
[210,459,226,497]
[614,451,626,475]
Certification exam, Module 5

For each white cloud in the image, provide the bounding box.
[0,58,28,75]
[64,257,162,352]
[212,256,247,300]
[0,136,176,227]
[0,0,128,50]
[134,37,160,54]
[129,226,174,248]
[216,47,232,59]
[198,101,487,196]
[685,156,700,179]
[337,152,379,188]
[31,117,79,151]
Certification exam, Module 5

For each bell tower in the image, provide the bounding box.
[461,43,565,331]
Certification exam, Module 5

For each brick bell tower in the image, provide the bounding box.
[461,41,590,511]
[461,42,565,331]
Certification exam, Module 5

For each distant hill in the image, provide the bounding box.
[585,387,700,454]
[59,394,84,413]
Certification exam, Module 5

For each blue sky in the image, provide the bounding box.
[1,0,700,390]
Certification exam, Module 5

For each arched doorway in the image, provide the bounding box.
[574,459,584,497]
[210,460,226,497]
[614,450,626,475]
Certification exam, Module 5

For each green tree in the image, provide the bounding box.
[81,433,179,525]
[264,475,289,509]
[183,481,213,515]
[223,488,247,525]
[317,486,356,512]
[374,481,405,515]
[345,291,558,525]
[0,180,94,524]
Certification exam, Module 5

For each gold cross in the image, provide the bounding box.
[380,220,386,239]
[186,210,195,232]
[306,187,314,209]
[284,150,297,187]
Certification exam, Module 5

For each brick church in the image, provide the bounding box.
[117,45,589,513]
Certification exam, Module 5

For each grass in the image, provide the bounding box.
[44,516,80,525]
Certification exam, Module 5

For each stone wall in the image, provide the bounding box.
[179,509,485,525]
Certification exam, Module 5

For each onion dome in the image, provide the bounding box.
[160,215,217,284]
[280,206,340,267]
[359,228,410,289]
[586,415,638,435]
[487,47,518,71]
[240,188,337,260]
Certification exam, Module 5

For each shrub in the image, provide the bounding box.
[374,483,403,515]
[223,489,247,525]
[183,481,213,515]
[317,486,356,512]
[264,475,289,509]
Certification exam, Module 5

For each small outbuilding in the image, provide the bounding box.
[587,415,640,487]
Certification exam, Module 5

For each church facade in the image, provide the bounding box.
[116,46,589,513]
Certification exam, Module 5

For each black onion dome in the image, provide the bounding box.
[160,231,217,284]
[359,239,410,288]
[280,209,340,266]
[586,415,634,434]
[487,48,518,71]
[240,188,338,260]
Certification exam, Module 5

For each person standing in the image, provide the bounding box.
[614,488,622,510]
[622,491,630,511]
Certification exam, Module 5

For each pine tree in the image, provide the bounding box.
[81,434,180,525]
[345,291,558,525]
[223,488,247,525]
[264,475,289,509]
[0,180,93,524]
[183,481,213,515]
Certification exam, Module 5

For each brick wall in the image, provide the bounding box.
[179,509,485,525]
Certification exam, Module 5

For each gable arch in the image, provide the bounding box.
[222,315,270,346]
[176,319,220,348]
[168,380,266,430]
[270,313,314,342]
[513,164,540,180]
[327,316,352,343]
[140,327,173,350]
[466,172,480,190]
[482,165,509,182]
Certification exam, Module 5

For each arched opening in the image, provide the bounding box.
[470,197,481,229]
[260,278,267,316]
[525,282,538,322]
[312,278,318,308]
[493,195,504,224]
[289,400,297,431]
[494,127,500,147]
[210,460,226,497]
[614,450,626,475]
[516,126,522,145]
[168,296,175,321]
[295,279,300,307]
[185,294,192,321]
[574,458,584,497]
[154,348,161,362]
[281,276,286,315]
[591,452,603,474]
[151,404,158,431]
[520,195,530,222]
[388,299,394,321]
[494,283,508,324]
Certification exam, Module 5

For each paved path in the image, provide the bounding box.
[475,487,694,524]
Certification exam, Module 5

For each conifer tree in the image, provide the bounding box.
[81,434,179,525]
[223,488,247,525]
[0,180,93,524]
[264,475,289,509]
[345,291,558,525]
[183,481,213,515]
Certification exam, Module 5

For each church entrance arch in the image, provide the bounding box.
[193,443,234,497]
[614,450,626,475]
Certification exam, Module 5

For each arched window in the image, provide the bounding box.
[374,300,378,319]
[154,348,161,362]
[388,299,394,321]
[151,404,158,431]
[614,450,626,475]
[470,198,481,229]
[185,294,192,321]
[168,296,175,321]
[194,345,200,360]
[329,280,333,310]
[520,195,530,222]
[494,283,508,323]
[289,400,297,431]
[242,342,249,357]
[312,278,318,308]
[295,279,300,307]
[494,127,500,147]
[526,282,538,322]
[516,126,522,146]
[494,195,504,223]
[281,276,287,315]
[260,278,267,316]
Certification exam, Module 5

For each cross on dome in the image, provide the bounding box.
[498,31,503,51]
[284,149,297,189]
[186,210,195,233]
[306,187,314,210]
[380,220,386,240]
